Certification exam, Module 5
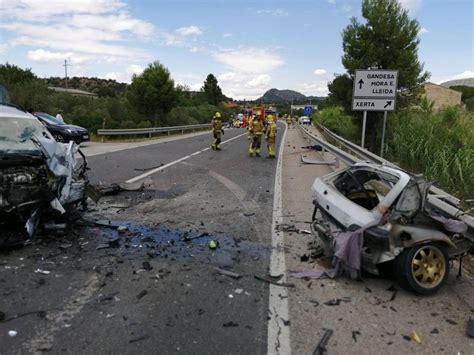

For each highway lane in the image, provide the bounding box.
[0,123,285,354]
[85,127,245,185]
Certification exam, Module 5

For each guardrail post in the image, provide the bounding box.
[181,129,184,134]
[168,131,171,136]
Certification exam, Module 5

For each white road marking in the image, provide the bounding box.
[267,122,291,355]
[83,130,211,157]
[126,132,247,183]
[25,274,100,352]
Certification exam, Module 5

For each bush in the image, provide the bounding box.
[386,107,474,199]
[312,106,357,140]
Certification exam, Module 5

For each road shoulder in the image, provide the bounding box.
[281,125,474,354]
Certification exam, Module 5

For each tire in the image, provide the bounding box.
[395,243,449,295]
[53,133,65,143]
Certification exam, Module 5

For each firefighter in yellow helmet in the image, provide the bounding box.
[211,112,224,150]
[265,114,277,159]
[249,115,264,157]
[247,114,254,140]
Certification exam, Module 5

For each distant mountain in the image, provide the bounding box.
[440,78,474,88]
[257,88,308,103]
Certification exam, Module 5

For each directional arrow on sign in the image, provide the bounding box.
[384,101,392,108]
[358,79,364,89]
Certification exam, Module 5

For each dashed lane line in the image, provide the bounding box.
[126,132,248,183]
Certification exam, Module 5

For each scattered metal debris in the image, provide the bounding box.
[313,329,333,355]
[223,321,238,327]
[136,290,148,299]
[301,154,336,165]
[352,330,360,342]
[215,268,242,280]
[254,275,295,288]
[323,299,341,306]
[129,335,150,343]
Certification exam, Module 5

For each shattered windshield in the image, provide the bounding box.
[35,112,64,125]
[0,117,50,155]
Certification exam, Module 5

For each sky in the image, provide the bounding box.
[0,0,473,100]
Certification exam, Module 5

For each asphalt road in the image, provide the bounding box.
[0,125,285,354]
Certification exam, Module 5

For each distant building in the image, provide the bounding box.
[423,82,462,110]
[48,86,98,98]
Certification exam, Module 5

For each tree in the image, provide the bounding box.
[127,61,177,126]
[342,0,429,103]
[0,63,37,90]
[327,74,353,111]
[202,73,223,105]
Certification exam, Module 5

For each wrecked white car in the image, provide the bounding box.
[0,105,88,246]
[311,163,473,295]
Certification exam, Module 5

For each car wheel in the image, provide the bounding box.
[53,133,65,143]
[395,243,448,295]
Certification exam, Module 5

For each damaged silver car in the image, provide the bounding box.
[0,105,88,246]
[311,162,473,295]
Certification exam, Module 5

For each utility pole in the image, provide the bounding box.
[63,59,69,89]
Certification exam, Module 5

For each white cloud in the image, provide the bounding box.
[299,82,329,96]
[247,74,271,88]
[432,70,474,85]
[256,9,289,17]
[419,27,428,35]
[27,49,89,64]
[223,33,232,38]
[0,0,126,19]
[398,0,423,13]
[213,47,284,74]
[1,0,154,63]
[103,64,144,83]
[327,0,336,4]
[313,69,327,75]
[219,72,238,82]
[451,70,474,80]
[176,25,202,36]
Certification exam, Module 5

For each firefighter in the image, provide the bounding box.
[249,114,264,157]
[247,114,255,140]
[266,114,277,159]
[211,112,224,150]
[286,114,292,128]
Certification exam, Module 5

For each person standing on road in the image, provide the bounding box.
[211,111,224,151]
[286,115,292,128]
[247,114,255,140]
[249,115,264,157]
[265,114,277,159]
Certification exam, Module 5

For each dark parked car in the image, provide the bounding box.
[34,112,89,144]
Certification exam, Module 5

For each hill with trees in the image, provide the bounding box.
[0,62,239,135]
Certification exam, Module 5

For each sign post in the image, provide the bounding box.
[352,69,398,151]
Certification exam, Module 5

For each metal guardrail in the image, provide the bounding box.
[297,123,474,234]
[97,124,211,137]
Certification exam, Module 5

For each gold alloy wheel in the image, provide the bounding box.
[411,245,446,289]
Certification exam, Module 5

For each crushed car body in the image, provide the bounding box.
[310,162,473,294]
[0,105,88,246]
